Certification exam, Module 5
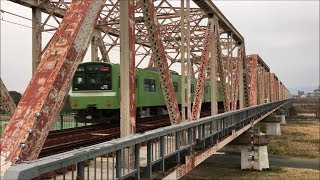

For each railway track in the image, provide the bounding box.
[40,117,171,157]
[40,111,211,158]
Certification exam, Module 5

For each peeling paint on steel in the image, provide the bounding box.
[129,0,136,134]
[191,19,213,120]
[141,0,181,124]
[0,0,105,177]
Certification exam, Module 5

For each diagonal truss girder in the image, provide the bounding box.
[191,18,214,120]
[1,0,105,176]
[140,0,181,124]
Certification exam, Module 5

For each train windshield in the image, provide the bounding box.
[72,63,112,91]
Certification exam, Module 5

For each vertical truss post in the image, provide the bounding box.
[265,71,270,103]
[120,0,136,137]
[91,36,99,61]
[0,78,16,115]
[181,0,192,121]
[270,73,275,102]
[181,0,186,122]
[217,34,229,112]
[186,0,192,119]
[238,44,245,109]
[243,55,250,107]
[141,0,181,124]
[248,55,257,106]
[32,7,42,75]
[210,16,218,115]
[231,46,241,110]
[227,34,233,109]
[0,0,105,176]
[191,17,214,120]
[256,64,262,104]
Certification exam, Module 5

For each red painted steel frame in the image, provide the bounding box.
[191,19,213,120]
[270,74,274,102]
[248,55,258,106]
[231,48,242,110]
[128,0,136,134]
[140,0,181,124]
[0,0,105,172]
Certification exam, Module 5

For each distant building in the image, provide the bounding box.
[306,86,320,98]
[298,91,304,96]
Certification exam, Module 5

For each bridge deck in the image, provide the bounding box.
[3,100,290,180]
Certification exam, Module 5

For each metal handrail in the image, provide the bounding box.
[4,99,291,180]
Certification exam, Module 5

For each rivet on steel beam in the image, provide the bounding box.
[34,112,41,117]
[20,142,26,149]
[27,129,34,134]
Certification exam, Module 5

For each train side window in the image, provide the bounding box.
[144,78,156,92]
[173,82,178,92]
[191,84,195,93]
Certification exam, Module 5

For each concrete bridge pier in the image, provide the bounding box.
[240,145,269,170]
[276,108,287,124]
[262,115,282,135]
[232,132,270,170]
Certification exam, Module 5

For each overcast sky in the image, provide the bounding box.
[0,1,319,94]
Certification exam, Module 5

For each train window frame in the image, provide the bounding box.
[173,82,178,92]
[144,78,156,92]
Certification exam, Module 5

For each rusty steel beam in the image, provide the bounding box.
[192,0,244,43]
[270,73,275,102]
[141,0,181,124]
[191,18,214,120]
[231,47,241,110]
[0,78,16,116]
[216,37,229,112]
[0,0,105,176]
[210,16,219,115]
[238,44,245,109]
[120,0,136,136]
[32,7,42,75]
[246,55,258,106]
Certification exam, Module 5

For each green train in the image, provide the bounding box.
[70,61,223,123]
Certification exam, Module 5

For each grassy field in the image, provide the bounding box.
[268,120,319,159]
[183,120,320,179]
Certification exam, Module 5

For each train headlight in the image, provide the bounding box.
[73,102,77,107]
[106,102,111,106]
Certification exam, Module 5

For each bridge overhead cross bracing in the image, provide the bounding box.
[8,0,246,117]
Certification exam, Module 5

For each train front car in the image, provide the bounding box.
[70,62,120,123]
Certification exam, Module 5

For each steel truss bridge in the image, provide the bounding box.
[0,0,291,179]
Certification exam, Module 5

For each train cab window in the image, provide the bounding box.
[73,63,112,91]
[144,79,156,92]
[191,84,195,93]
[173,82,178,92]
